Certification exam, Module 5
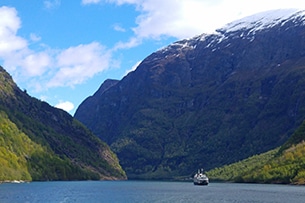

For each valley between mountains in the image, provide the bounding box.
[2,9,305,184]
[75,9,305,182]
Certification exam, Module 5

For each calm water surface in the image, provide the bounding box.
[0,181,304,203]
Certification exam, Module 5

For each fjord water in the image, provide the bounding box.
[0,181,304,203]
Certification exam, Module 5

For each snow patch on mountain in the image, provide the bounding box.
[218,9,305,34]
[155,9,305,60]
[158,39,197,55]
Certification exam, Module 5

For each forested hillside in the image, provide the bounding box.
[207,120,305,184]
[0,66,126,181]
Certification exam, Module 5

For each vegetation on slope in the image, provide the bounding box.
[0,66,126,181]
[207,121,305,185]
[0,111,33,181]
[0,110,100,181]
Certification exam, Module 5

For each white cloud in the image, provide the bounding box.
[0,6,27,57]
[123,60,141,77]
[2,49,52,83]
[44,0,61,9]
[47,42,112,88]
[55,101,75,112]
[131,0,192,39]
[113,37,142,50]
[81,0,101,5]
[30,33,41,42]
[39,95,48,101]
[113,23,126,32]
[22,52,51,77]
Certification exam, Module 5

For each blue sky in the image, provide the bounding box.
[1,0,305,115]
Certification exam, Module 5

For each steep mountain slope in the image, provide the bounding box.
[0,66,126,181]
[75,9,305,179]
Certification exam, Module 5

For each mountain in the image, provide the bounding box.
[0,66,126,181]
[75,9,305,179]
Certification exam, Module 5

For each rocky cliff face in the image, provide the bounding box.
[75,9,305,179]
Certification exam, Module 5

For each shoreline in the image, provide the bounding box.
[0,180,28,184]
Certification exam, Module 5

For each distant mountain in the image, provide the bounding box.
[75,9,305,179]
[75,79,119,127]
[0,66,126,181]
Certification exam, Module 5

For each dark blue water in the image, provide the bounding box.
[0,181,304,203]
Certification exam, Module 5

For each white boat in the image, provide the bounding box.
[193,169,209,185]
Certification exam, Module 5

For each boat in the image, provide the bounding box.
[193,169,209,185]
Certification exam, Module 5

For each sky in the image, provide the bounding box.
[1,0,305,115]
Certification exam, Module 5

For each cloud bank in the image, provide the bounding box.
[55,101,75,112]
[0,6,113,90]
[83,0,305,40]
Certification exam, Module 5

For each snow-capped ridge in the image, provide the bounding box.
[218,8,305,34]
[152,9,305,62]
